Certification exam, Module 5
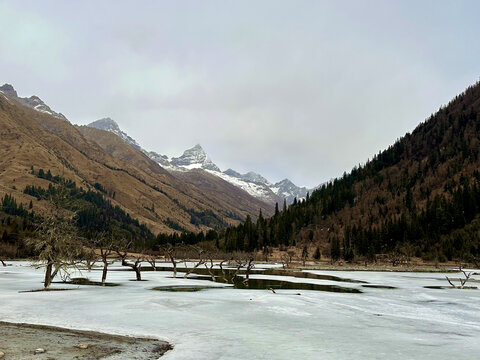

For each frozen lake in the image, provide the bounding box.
[1,262,480,359]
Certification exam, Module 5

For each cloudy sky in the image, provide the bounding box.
[1,1,479,187]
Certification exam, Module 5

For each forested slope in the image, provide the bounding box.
[221,80,480,263]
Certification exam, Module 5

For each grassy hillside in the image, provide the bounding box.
[0,91,270,241]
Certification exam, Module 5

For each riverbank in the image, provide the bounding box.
[0,321,172,359]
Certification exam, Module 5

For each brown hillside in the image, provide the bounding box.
[0,93,269,234]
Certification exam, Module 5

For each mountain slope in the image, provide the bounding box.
[77,125,274,219]
[221,80,480,262]
[0,85,269,235]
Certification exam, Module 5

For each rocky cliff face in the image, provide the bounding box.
[88,118,141,150]
[170,144,221,172]
[0,84,68,121]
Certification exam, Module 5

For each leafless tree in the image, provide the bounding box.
[388,246,409,267]
[446,267,476,289]
[301,245,309,266]
[217,260,230,283]
[163,244,182,278]
[287,250,295,264]
[183,246,206,278]
[26,216,84,289]
[234,256,255,286]
[146,254,158,271]
[204,253,221,282]
[244,257,254,285]
[83,246,99,272]
[280,253,290,269]
[116,240,144,281]
[94,233,115,286]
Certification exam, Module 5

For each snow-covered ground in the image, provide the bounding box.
[1,262,480,359]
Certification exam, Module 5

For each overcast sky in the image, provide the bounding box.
[1,1,479,187]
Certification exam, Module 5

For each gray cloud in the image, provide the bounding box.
[1,1,479,187]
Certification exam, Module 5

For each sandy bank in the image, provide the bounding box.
[0,321,172,359]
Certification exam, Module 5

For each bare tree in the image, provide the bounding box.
[146,253,158,271]
[287,250,295,264]
[163,244,182,278]
[446,267,476,289]
[95,233,115,286]
[26,216,84,289]
[280,253,290,269]
[301,245,309,266]
[83,246,99,272]
[388,245,409,267]
[236,257,255,286]
[204,253,220,282]
[218,259,230,283]
[116,240,144,281]
[184,246,206,278]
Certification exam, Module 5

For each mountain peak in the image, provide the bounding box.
[170,144,220,172]
[88,118,121,132]
[275,178,294,186]
[0,84,68,121]
[0,84,18,98]
[87,117,141,149]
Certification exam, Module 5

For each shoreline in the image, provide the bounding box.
[0,321,172,359]
[2,258,468,273]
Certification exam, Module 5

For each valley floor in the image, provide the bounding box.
[1,262,480,359]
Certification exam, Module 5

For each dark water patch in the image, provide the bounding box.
[424,285,478,290]
[263,269,369,284]
[19,288,78,293]
[137,266,368,284]
[424,285,449,289]
[362,285,396,289]
[186,275,362,293]
[151,285,220,292]
[69,278,120,287]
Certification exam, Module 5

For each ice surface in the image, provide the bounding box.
[1,262,480,359]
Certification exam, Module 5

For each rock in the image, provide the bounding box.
[0,350,5,358]
[34,348,46,354]
[75,344,88,349]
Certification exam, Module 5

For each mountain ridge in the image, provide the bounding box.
[86,118,313,205]
[0,84,273,237]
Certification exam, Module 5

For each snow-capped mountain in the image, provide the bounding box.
[0,84,68,121]
[170,144,220,172]
[88,118,141,150]
[270,179,309,204]
[146,151,171,168]
[222,169,310,204]
[86,118,313,205]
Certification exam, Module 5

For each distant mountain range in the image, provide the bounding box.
[0,83,275,235]
[0,82,314,207]
[88,119,313,205]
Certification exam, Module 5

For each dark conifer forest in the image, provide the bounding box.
[211,80,480,262]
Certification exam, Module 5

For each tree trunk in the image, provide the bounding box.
[0,259,6,267]
[135,266,142,281]
[44,263,53,289]
[102,264,108,286]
